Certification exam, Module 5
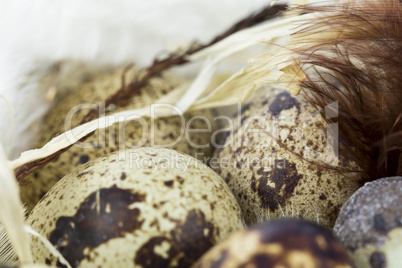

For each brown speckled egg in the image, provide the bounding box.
[193,219,353,268]
[333,176,402,268]
[212,87,365,228]
[20,68,217,212]
[27,147,244,268]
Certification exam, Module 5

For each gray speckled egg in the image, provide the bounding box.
[27,147,244,268]
[333,176,402,268]
[193,219,353,268]
[20,68,217,212]
[212,87,365,228]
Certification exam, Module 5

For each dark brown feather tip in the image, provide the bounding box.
[293,0,402,180]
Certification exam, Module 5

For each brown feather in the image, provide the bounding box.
[292,0,402,180]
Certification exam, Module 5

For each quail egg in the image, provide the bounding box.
[27,147,244,268]
[212,87,365,228]
[193,219,353,268]
[334,176,402,268]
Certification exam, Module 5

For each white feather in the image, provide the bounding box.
[0,145,32,263]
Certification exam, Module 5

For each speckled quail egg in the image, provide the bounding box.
[193,219,353,268]
[20,68,217,212]
[27,147,244,268]
[333,176,402,268]
[212,87,365,228]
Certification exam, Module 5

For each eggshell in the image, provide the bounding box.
[212,88,364,228]
[193,219,353,268]
[333,176,402,268]
[27,147,244,268]
[20,68,217,212]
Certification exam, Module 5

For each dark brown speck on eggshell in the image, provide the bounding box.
[48,185,145,267]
